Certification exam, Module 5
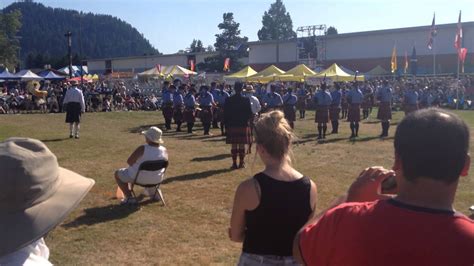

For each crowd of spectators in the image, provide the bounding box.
[0,75,473,115]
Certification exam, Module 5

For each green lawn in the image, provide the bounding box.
[1,109,473,264]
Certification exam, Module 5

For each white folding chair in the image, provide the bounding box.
[130,160,169,206]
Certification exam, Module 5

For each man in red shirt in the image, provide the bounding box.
[294,108,474,266]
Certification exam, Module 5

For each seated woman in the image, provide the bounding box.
[229,110,317,265]
[114,127,168,205]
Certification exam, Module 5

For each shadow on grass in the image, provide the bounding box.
[162,168,231,184]
[191,153,231,162]
[349,136,395,143]
[40,137,70,143]
[128,124,166,133]
[62,199,156,228]
[202,137,226,142]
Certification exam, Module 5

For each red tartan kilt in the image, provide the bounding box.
[347,104,361,122]
[183,108,195,122]
[315,107,329,123]
[283,105,296,122]
[403,104,419,115]
[162,105,174,120]
[296,98,306,109]
[329,106,341,121]
[377,102,392,120]
[200,107,213,123]
[226,126,252,144]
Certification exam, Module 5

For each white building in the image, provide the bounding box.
[248,22,474,74]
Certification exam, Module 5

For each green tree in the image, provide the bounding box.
[257,0,296,41]
[0,9,22,70]
[327,26,338,35]
[199,13,247,72]
[189,39,205,53]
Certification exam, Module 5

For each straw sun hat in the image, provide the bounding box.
[0,138,95,256]
[141,127,164,144]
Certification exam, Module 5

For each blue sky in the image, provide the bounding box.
[1,0,473,54]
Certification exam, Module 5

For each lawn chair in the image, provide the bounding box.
[130,160,169,206]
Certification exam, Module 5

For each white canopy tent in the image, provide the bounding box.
[15,70,43,81]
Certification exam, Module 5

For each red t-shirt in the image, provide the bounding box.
[299,199,474,266]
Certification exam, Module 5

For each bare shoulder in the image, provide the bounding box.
[237,177,257,194]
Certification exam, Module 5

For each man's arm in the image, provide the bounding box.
[127,145,145,166]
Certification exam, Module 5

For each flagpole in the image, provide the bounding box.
[433,40,436,76]
[456,52,460,110]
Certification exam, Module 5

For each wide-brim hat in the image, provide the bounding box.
[141,126,164,144]
[0,138,95,256]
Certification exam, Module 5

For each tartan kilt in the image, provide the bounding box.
[183,108,196,123]
[377,102,392,120]
[341,101,349,110]
[65,102,81,123]
[199,106,213,123]
[315,106,330,123]
[296,98,307,110]
[226,126,252,144]
[213,105,225,122]
[403,104,419,115]
[173,105,184,121]
[162,103,174,120]
[283,105,296,122]
[361,99,371,110]
[347,104,361,122]
[329,105,341,121]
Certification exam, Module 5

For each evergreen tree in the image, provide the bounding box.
[189,39,205,53]
[199,13,247,72]
[2,2,159,65]
[0,9,22,70]
[327,26,338,35]
[257,0,296,41]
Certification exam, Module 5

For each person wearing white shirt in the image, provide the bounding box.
[244,85,261,154]
[62,81,85,139]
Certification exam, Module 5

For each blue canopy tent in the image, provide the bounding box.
[0,68,19,80]
[39,70,66,80]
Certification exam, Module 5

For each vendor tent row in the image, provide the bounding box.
[224,64,391,83]
[0,68,99,81]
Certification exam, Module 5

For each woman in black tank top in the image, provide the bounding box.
[229,110,317,265]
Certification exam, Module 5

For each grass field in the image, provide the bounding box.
[1,109,473,265]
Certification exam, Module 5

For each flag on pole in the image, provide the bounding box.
[223,58,231,71]
[410,46,418,76]
[459,48,468,73]
[454,11,462,50]
[391,46,397,73]
[155,64,161,73]
[427,13,437,50]
[188,59,195,71]
[404,51,409,74]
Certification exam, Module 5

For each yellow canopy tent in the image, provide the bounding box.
[138,67,162,77]
[224,66,257,81]
[161,65,197,76]
[365,65,389,77]
[247,65,285,83]
[91,74,99,80]
[313,63,364,81]
[277,64,316,82]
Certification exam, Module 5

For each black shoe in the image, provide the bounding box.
[69,134,73,138]
[231,163,238,169]
[75,135,80,139]
[350,134,356,139]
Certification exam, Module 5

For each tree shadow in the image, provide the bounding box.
[62,199,156,228]
[40,137,70,143]
[162,168,231,184]
[191,153,231,162]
